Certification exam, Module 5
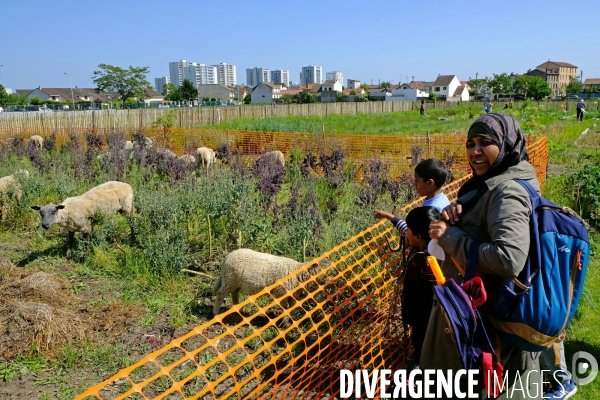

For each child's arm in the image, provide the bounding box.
[374,210,407,236]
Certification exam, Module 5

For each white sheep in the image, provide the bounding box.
[159,149,178,160]
[29,135,44,150]
[195,147,216,174]
[0,170,29,220]
[256,150,285,169]
[178,154,196,169]
[212,248,310,315]
[133,137,154,150]
[124,140,134,150]
[31,181,134,258]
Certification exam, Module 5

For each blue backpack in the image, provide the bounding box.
[466,179,590,352]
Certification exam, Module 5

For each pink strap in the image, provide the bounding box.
[482,352,505,398]
[461,277,487,308]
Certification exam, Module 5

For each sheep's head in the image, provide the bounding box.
[31,204,65,229]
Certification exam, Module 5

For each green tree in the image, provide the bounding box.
[428,92,437,101]
[489,73,513,98]
[162,82,176,97]
[469,78,490,98]
[350,89,356,95]
[92,64,151,104]
[527,77,552,100]
[30,96,41,106]
[380,81,391,89]
[359,83,370,92]
[0,84,9,106]
[281,94,297,104]
[564,76,583,96]
[180,79,198,103]
[165,84,184,102]
[244,94,251,104]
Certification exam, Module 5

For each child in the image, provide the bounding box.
[401,206,440,363]
[374,158,450,258]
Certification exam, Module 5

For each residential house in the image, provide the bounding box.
[583,78,600,93]
[388,83,429,101]
[320,80,343,103]
[430,75,469,101]
[250,82,281,104]
[525,61,578,99]
[197,84,236,103]
[143,89,165,106]
[233,86,249,103]
[367,86,392,101]
[346,79,361,89]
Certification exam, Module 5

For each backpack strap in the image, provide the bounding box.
[464,240,481,282]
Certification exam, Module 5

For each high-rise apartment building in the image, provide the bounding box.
[169,60,196,87]
[183,64,218,87]
[326,71,344,85]
[246,67,270,87]
[154,77,170,95]
[212,63,237,87]
[270,70,290,87]
[300,65,323,85]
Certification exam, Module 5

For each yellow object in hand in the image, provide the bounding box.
[427,256,446,285]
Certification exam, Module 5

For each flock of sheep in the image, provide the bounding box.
[1,135,300,316]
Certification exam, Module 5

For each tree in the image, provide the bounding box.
[513,75,533,97]
[428,92,437,101]
[244,94,251,104]
[350,89,356,95]
[164,83,184,102]
[564,76,583,96]
[0,84,9,106]
[489,73,513,98]
[30,96,41,106]
[359,83,370,92]
[469,78,490,98]
[380,81,391,89]
[527,77,552,100]
[180,79,198,103]
[92,64,151,103]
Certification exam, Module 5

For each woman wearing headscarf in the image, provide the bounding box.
[423,113,542,399]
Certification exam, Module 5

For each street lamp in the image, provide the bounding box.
[64,72,75,110]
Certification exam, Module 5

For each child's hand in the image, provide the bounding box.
[373,210,393,220]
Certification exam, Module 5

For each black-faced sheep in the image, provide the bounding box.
[212,248,310,315]
[29,135,43,150]
[196,147,216,174]
[31,181,134,258]
[0,170,29,220]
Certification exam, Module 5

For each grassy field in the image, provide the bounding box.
[0,105,598,398]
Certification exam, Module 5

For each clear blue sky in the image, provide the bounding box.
[2,0,598,90]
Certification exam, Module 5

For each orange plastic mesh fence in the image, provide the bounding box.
[74,136,548,400]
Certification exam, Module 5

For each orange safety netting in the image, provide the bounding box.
[70,134,548,400]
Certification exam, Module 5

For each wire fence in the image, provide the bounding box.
[73,132,548,399]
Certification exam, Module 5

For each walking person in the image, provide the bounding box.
[420,100,427,116]
[484,100,493,113]
[423,113,543,399]
[576,99,585,121]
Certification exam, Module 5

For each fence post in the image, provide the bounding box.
[427,131,431,158]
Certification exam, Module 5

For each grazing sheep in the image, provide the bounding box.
[133,137,154,150]
[0,170,29,220]
[178,154,196,169]
[124,140,134,150]
[159,149,178,160]
[31,181,134,258]
[212,248,310,315]
[195,147,216,174]
[29,135,44,150]
[256,150,285,169]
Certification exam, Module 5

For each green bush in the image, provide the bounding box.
[570,163,600,227]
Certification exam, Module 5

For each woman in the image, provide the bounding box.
[423,113,542,399]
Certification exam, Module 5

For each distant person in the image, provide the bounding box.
[484,100,493,113]
[420,100,427,116]
[504,103,509,109]
[272,101,277,110]
[576,99,585,121]
[509,100,513,108]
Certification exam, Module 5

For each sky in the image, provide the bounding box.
[2,0,599,90]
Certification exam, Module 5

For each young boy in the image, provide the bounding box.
[374,158,450,258]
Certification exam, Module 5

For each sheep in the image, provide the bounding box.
[195,147,216,174]
[29,135,44,150]
[212,248,311,316]
[133,137,154,150]
[178,154,196,169]
[256,150,285,169]
[0,170,29,220]
[159,149,178,160]
[31,181,134,258]
[124,140,134,150]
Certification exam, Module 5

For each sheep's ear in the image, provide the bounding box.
[56,205,65,210]
[31,206,40,210]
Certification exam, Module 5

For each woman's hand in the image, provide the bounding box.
[441,203,463,225]
[429,219,449,240]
